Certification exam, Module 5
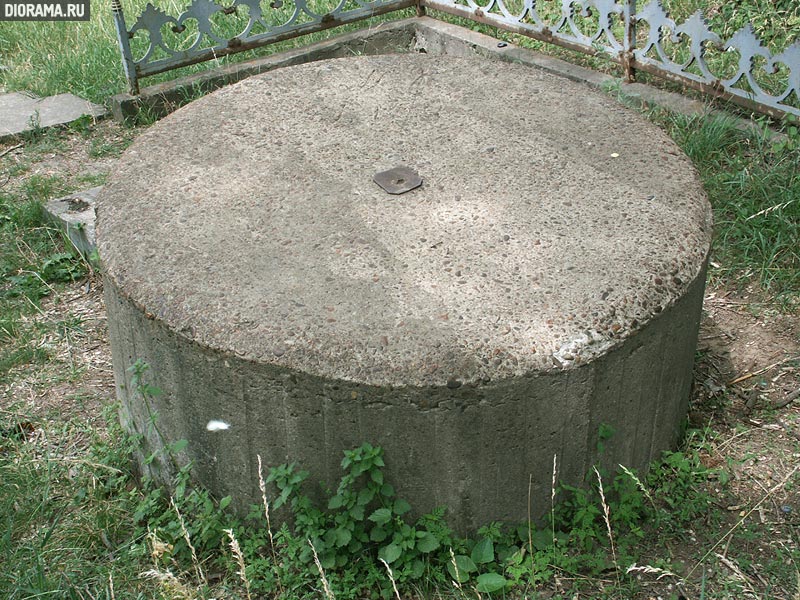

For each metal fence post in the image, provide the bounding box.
[623,0,637,82]
[112,0,139,96]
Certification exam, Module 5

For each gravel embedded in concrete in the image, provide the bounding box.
[99,54,710,387]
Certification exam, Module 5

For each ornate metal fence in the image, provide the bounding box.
[113,0,799,119]
[630,2,800,119]
[111,0,416,94]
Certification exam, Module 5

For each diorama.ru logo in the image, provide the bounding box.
[1,0,89,20]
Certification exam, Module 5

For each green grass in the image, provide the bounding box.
[1,409,796,599]
[0,405,198,600]
[0,170,155,598]
[649,0,800,99]
[662,112,799,302]
[0,412,744,599]
[0,0,415,103]
[660,0,800,48]
[0,165,89,384]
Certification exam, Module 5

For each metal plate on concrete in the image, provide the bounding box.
[373,165,422,194]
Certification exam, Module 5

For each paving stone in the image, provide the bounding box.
[0,92,106,140]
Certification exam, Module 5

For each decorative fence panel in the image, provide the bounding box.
[631,1,800,119]
[113,0,800,119]
[419,0,634,69]
[112,0,415,94]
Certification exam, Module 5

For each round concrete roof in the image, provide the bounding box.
[98,54,712,387]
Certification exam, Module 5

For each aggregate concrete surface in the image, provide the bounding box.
[99,54,711,387]
[99,54,712,529]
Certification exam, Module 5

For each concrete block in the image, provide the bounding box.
[44,186,100,257]
[100,54,711,532]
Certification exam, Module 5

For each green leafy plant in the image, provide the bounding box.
[447,529,514,593]
[646,448,719,530]
[256,443,454,598]
[596,423,615,454]
[133,464,235,570]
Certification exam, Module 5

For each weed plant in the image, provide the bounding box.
[0,404,737,600]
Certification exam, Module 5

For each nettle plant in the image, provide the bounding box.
[242,439,682,598]
[233,441,565,598]
[256,443,456,597]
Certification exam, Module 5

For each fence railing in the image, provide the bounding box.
[111,0,416,94]
[113,0,799,120]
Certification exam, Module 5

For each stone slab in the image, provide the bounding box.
[0,92,106,140]
[100,54,711,387]
[43,187,100,257]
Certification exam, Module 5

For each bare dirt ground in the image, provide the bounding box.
[673,289,800,599]
[2,121,799,598]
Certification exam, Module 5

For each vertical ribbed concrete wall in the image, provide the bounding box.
[105,268,705,530]
[99,54,712,532]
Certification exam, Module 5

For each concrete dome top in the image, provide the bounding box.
[98,54,711,387]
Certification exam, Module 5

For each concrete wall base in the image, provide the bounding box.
[106,264,706,532]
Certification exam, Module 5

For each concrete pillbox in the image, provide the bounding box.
[98,54,711,532]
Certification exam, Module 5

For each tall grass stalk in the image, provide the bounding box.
[309,538,336,600]
[593,467,619,589]
[618,464,657,513]
[527,472,536,586]
[380,557,402,600]
[225,528,252,600]
[170,496,206,586]
[449,548,463,592]
[256,453,284,596]
[550,454,558,556]
[257,454,276,553]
